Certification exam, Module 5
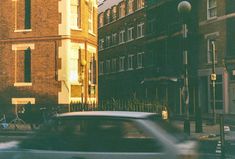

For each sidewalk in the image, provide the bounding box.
[173,120,221,140]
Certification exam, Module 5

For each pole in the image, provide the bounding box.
[211,41,216,124]
[219,114,225,158]
[182,23,190,135]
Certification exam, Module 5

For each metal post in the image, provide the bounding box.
[177,1,191,135]
[182,23,190,135]
[220,114,225,158]
[211,41,216,124]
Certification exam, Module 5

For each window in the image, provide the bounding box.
[127,0,134,14]
[112,6,117,21]
[128,55,134,70]
[89,55,96,85]
[99,38,104,50]
[99,13,104,28]
[119,30,125,44]
[14,0,31,31]
[127,27,134,41]
[71,0,81,29]
[137,22,144,38]
[207,0,217,19]
[12,44,34,86]
[112,33,117,45]
[207,38,218,64]
[137,52,144,68]
[112,58,117,72]
[137,0,145,10]
[69,44,80,83]
[16,48,31,83]
[99,61,104,75]
[119,56,125,71]
[105,9,111,24]
[106,60,111,73]
[106,36,111,48]
[24,48,31,82]
[119,2,125,18]
[88,0,94,33]
[25,0,31,29]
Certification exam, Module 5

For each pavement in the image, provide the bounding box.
[173,120,235,159]
[172,120,221,139]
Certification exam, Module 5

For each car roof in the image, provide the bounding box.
[56,111,158,119]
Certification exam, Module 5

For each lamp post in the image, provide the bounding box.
[211,40,216,124]
[178,1,191,135]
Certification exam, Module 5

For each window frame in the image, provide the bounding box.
[119,30,125,44]
[112,33,117,46]
[88,0,94,33]
[137,52,144,68]
[127,54,134,70]
[207,0,217,19]
[70,0,81,30]
[99,13,104,28]
[136,0,144,10]
[112,58,117,73]
[119,2,125,18]
[99,61,104,75]
[99,38,104,50]
[106,59,111,73]
[137,22,144,38]
[127,0,134,15]
[127,27,134,41]
[119,56,125,71]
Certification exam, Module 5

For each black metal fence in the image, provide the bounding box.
[70,99,164,113]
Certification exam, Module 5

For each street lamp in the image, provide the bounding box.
[178,1,191,135]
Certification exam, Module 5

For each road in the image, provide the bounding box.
[198,125,235,159]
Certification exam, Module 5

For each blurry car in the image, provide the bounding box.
[0,111,198,159]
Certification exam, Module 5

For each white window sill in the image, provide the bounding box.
[14,82,32,87]
[14,29,32,33]
[127,39,134,42]
[71,27,82,31]
[136,36,144,39]
[207,16,217,21]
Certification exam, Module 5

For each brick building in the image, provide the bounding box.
[197,0,235,114]
[98,0,235,115]
[98,0,198,115]
[0,0,98,116]
[98,0,146,101]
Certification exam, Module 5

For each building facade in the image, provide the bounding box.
[98,0,235,115]
[197,0,235,114]
[98,0,198,115]
[0,0,98,115]
[98,0,146,100]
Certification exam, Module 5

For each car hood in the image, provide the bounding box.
[0,141,19,150]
